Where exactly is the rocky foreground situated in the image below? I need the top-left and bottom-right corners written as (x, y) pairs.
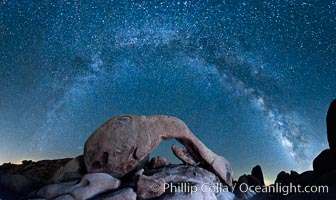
top-left (0, 115), bottom-right (234, 200)
top-left (0, 99), bottom-right (336, 200)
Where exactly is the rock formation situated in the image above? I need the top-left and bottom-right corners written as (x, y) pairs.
top-left (84, 115), bottom-right (233, 187)
top-left (37, 173), bottom-right (121, 199)
top-left (0, 158), bottom-right (71, 194)
top-left (51, 155), bottom-right (86, 183)
top-left (274, 170), bottom-right (299, 185)
top-left (138, 165), bottom-right (234, 200)
top-left (313, 99), bottom-right (336, 175)
top-left (3, 99), bottom-right (335, 200)
top-left (327, 99), bottom-right (336, 150)
top-left (233, 165), bottom-right (265, 199)
top-left (0, 115), bottom-right (234, 200)
top-left (234, 175), bottom-right (255, 200)
top-left (251, 165), bottom-right (265, 186)
top-left (249, 99), bottom-right (336, 200)
top-left (313, 149), bottom-right (336, 175)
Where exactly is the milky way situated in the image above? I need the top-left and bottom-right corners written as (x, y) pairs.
top-left (1, 0), bottom-right (335, 181)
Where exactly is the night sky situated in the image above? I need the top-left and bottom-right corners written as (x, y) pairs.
top-left (1, 0), bottom-right (335, 183)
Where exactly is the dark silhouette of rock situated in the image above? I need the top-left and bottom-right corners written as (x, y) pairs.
top-left (275, 171), bottom-right (290, 185)
top-left (232, 166), bottom-right (265, 199)
top-left (0, 158), bottom-right (71, 195)
top-left (327, 99), bottom-right (336, 151)
top-left (290, 170), bottom-right (299, 178)
top-left (246, 175), bottom-right (263, 188)
top-left (313, 149), bottom-right (336, 175)
top-left (251, 165), bottom-right (265, 186)
top-left (248, 99), bottom-right (336, 199)
top-left (234, 175), bottom-right (255, 200)
top-left (274, 170), bottom-right (300, 186)
top-left (0, 174), bottom-right (33, 194)
top-left (316, 169), bottom-right (336, 187)
top-left (293, 170), bottom-right (316, 186)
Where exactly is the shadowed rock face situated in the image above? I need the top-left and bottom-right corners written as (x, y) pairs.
top-left (84, 115), bottom-right (233, 187)
top-left (313, 149), bottom-right (336, 175)
top-left (0, 158), bottom-right (71, 194)
top-left (251, 165), bottom-right (265, 186)
top-left (327, 99), bottom-right (336, 151)
top-left (137, 165), bottom-right (224, 200)
top-left (37, 173), bottom-right (120, 200)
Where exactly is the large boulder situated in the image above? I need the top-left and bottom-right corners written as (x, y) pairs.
top-left (37, 173), bottom-right (120, 199)
top-left (137, 174), bottom-right (166, 199)
top-left (84, 115), bottom-right (233, 187)
top-left (98, 188), bottom-right (137, 200)
top-left (137, 165), bottom-right (233, 200)
top-left (37, 181), bottom-right (78, 199)
top-left (313, 149), bottom-right (336, 175)
top-left (50, 155), bottom-right (86, 183)
top-left (327, 99), bottom-right (336, 150)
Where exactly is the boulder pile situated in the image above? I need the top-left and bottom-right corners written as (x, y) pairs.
top-left (0, 115), bottom-right (234, 200)
top-left (234, 165), bottom-right (265, 199)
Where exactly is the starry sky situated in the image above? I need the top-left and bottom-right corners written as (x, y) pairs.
top-left (0, 0), bottom-right (335, 182)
